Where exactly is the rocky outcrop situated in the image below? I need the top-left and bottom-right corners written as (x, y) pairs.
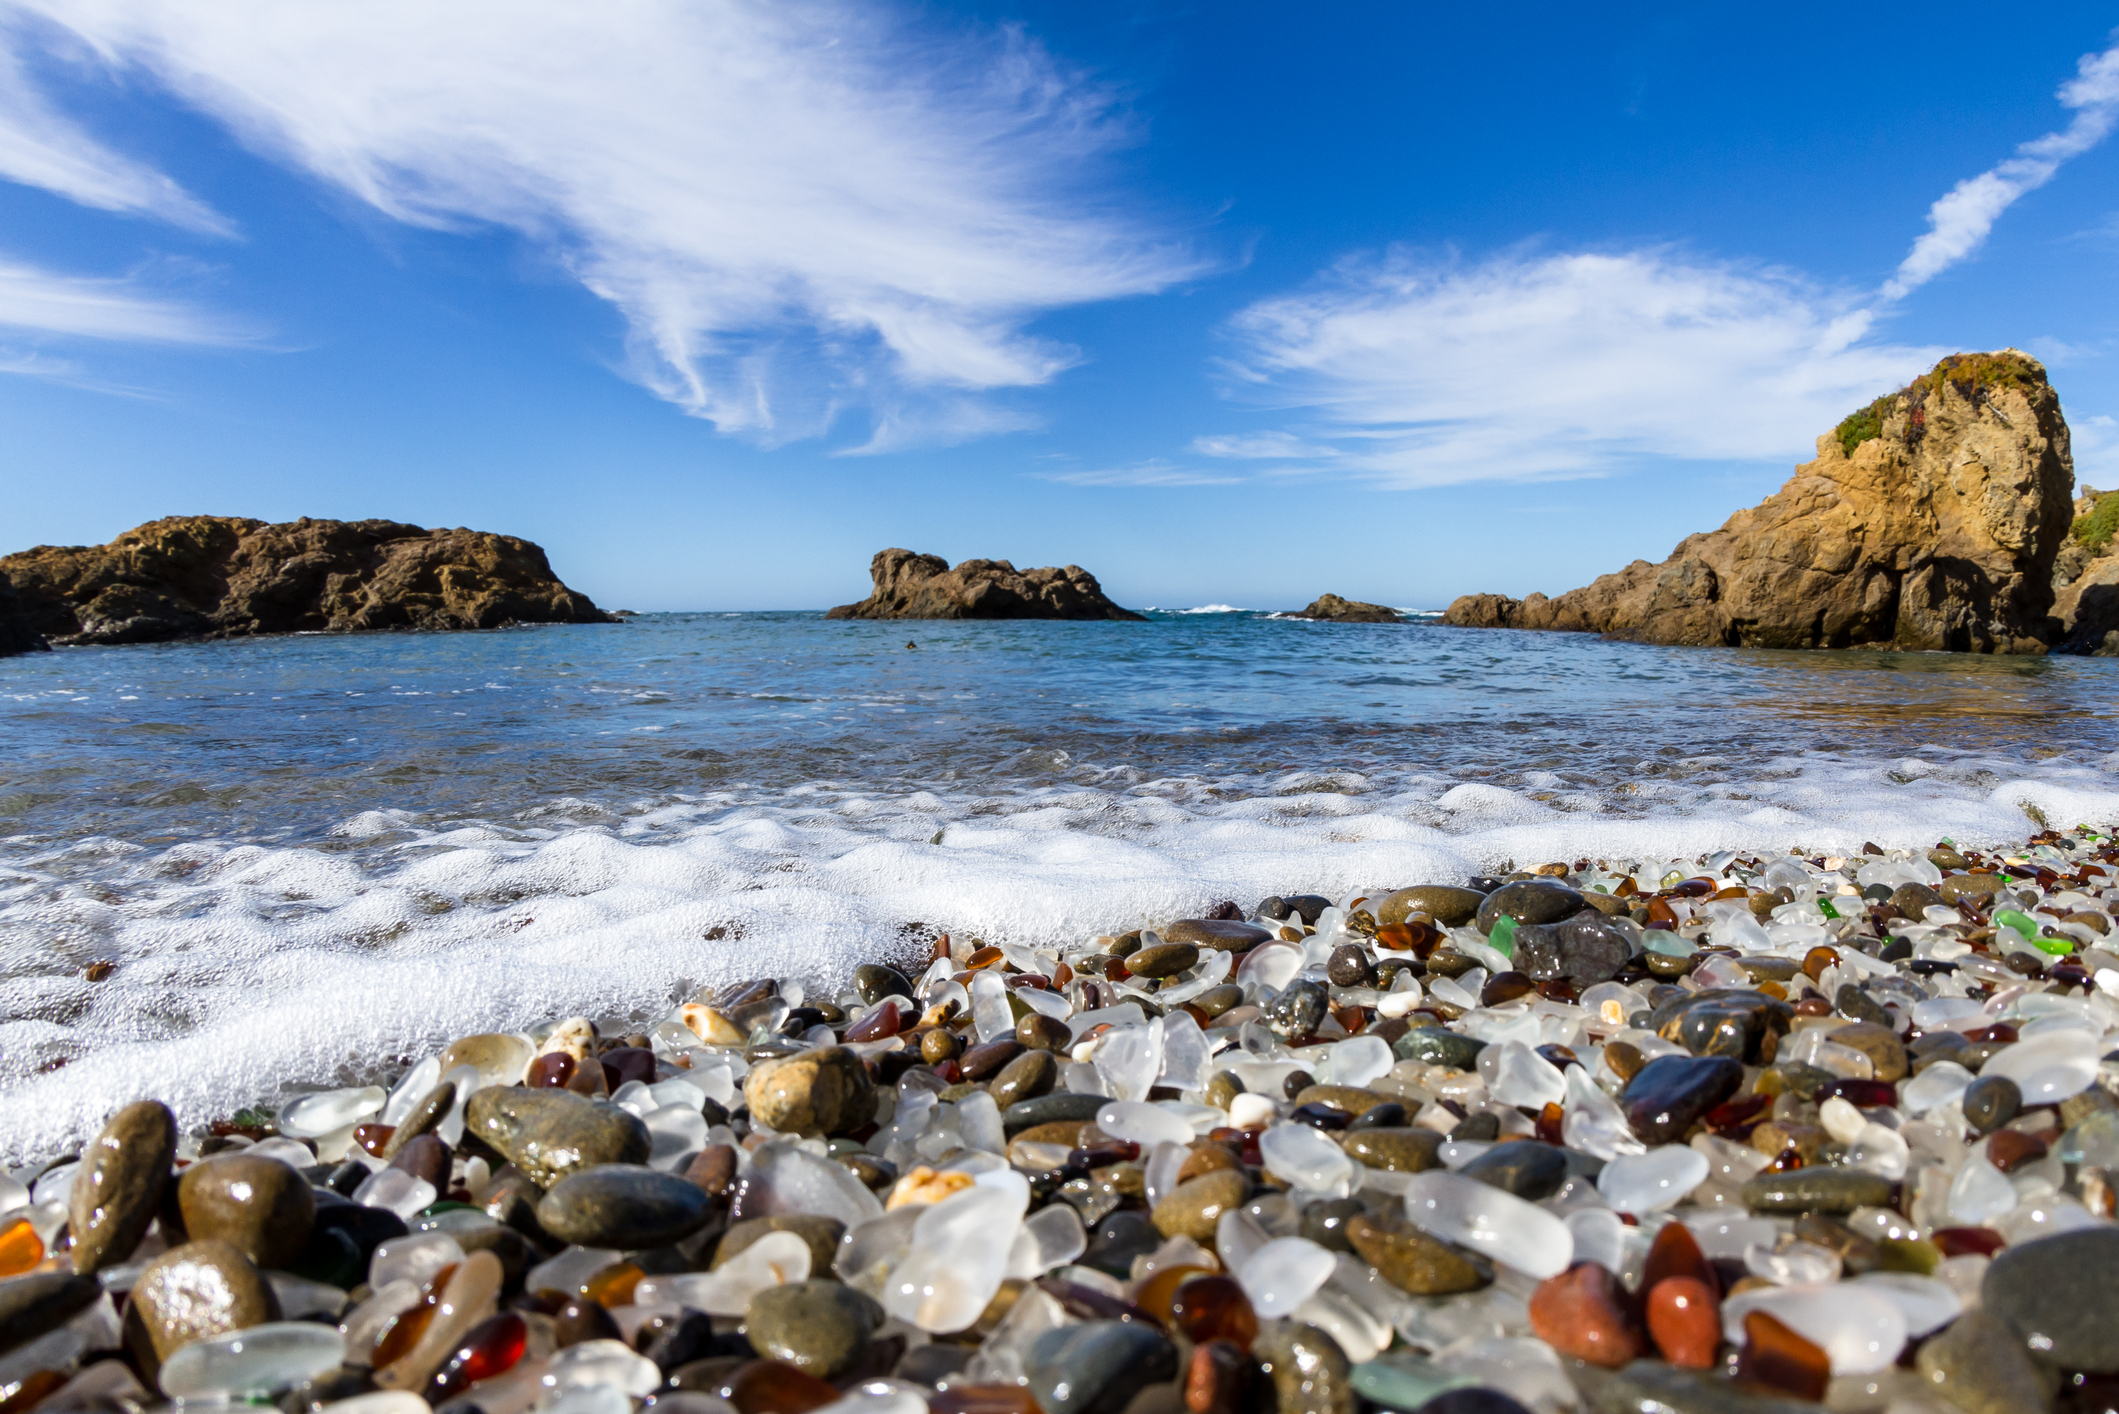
top-left (0, 575), bottom-right (49, 657)
top-left (825, 549), bottom-right (1146, 621)
top-left (2055, 485), bottom-right (2119, 654)
top-left (1288, 594), bottom-right (1403, 623)
top-left (2, 516), bottom-right (613, 649)
top-left (1445, 351), bottom-right (2075, 654)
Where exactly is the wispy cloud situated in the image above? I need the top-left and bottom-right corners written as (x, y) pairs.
top-left (1882, 36), bottom-right (2119, 301)
top-left (1206, 33), bottom-right (2119, 491)
top-left (0, 257), bottom-right (255, 346)
top-left (1037, 459), bottom-right (1243, 487)
top-left (0, 27), bottom-right (231, 234)
top-left (1217, 247), bottom-right (1941, 487)
top-left (9, 0), bottom-right (1203, 446)
top-left (1189, 431), bottom-right (1338, 460)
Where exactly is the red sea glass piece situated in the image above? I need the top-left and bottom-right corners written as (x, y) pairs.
top-left (424, 1312), bottom-right (527, 1401)
top-left (845, 1001), bottom-right (900, 1042)
top-left (1642, 1213), bottom-right (1718, 1296)
top-left (719, 1359), bottom-right (843, 1414)
top-left (1737, 1310), bottom-right (1830, 1401)
top-left (1528, 1264), bottom-right (1645, 1368)
top-left (353, 1122), bottom-right (396, 1157)
top-left (1987, 1130), bottom-right (2049, 1173)
top-left (1170, 1275), bottom-right (1258, 1351)
top-left (1646, 1276), bottom-right (1720, 1369)
top-left (1821, 1079), bottom-right (1898, 1109)
top-left (928, 1386), bottom-right (1040, 1414)
top-left (1932, 1226), bottom-right (2006, 1257)
top-left (527, 1051), bottom-right (575, 1088)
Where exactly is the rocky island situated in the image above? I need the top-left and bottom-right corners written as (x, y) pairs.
top-left (827, 549), bottom-right (1146, 621)
top-left (1288, 595), bottom-right (1404, 623)
top-left (1446, 351), bottom-right (2093, 653)
top-left (0, 515), bottom-right (614, 655)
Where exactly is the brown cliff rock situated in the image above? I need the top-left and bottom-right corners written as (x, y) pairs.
top-left (1289, 594), bottom-right (1403, 623)
top-left (0, 575), bottom-right (49, 657)
top-left (1444, 351), bottom-right (2075, 653)
top-left (3, 515), bottom-right (614, 648)
top-left (825, 548), bottom-right (1145, 621)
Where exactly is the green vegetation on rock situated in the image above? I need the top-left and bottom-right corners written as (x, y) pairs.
top-left (2075, 492), bottom-right (2119, 552)
top-left (1836, 396), bottom-right (1892, 456)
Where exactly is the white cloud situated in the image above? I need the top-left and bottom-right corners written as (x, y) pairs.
top-left (0, 25), bottom-right (229, 233)
top-left (1038, 459), bottom-right (1243, 487)
top-left (1189, 431), bottom-right (1338, 460)
top-left (0, 256), bottom-right (253, 345)
top-left (1882, 36), bottom-right (2119, 300)
top-left (8, 0), bottom-right (1201, 444)
top-left (1218, 247), bottom-right (1942, 487)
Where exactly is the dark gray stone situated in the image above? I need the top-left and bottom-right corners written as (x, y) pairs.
top-left (68, 1100), bottom-right (176, 1275)
top-left (534, 1164), bottom-right (714, 1249)
top-left (1392, 1028), bottom-right (1486, 1070)
top-left (1264, 980), bottom-right (1329, 1039)
top-left (1983, 1226), bottom-right (2119, 1373)
top-left (853, 963), bottom-right (915, 1005)
top-left (1620, 1055), bottom-right (1743, 1145)
top-left (1739, 1169), bottom-right (1898, 1216)
top-left (744, 1280), bottom-right (883, 1379)
top-left (1456, 1141), bottom-right (1568, 1200)
top-left (1026, 1320), bottom-right (1177, 1414)
top-left (1475, 881), bottom-right (1585, 934)
top-left (464, 1088), bottom-right (650, 1187)
top-left (1513, 914), bottom-right (1635, 985)
top-left (1963, 1075), bottom-right (2022, 1135)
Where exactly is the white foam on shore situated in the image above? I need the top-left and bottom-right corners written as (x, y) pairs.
top-left (5, 746), bottom-right (2119, 1160)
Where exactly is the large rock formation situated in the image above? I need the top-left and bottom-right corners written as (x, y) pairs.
top-left (826, 549), bottom-right (1146, 621)
top-left (1288, 594), bottom-right (1403, 623)
top-left (1, 515), bottom-right (613, 652)
top-left (2054, 485), bottom-right (2119, 654)
top-left (1444, 351), bottom-right (2075, 653)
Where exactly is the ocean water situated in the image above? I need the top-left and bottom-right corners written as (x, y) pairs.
top-left (6, 609), bottom-right (2119, 1158)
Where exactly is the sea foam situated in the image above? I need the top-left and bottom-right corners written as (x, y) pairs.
top-left (4, 745), bottom-right (2118, 1160)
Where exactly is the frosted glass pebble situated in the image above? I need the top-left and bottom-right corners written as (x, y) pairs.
top-left (1098, 1101), bottom-right (1194, 1150)
top-left (808, 1385), bottom-right (929, 1414)
top-left (1900, 1061), bottom-right (1974, 1116)
top-left (637, 1231), bottom-right (809, 1314)
top-left (1948, 1154), bottom-right (2018, 1225)
top-left (1324, 1035), bottom-right (1392, 1089)
top-left (279, 1087), bottom-right (386, 1139)
top-left (881, 1178), bottom-right (1026, 1332)
top-left (970, 970), bottom-right (1013, 1045)
top-left (1142, 1142), bottom-right (1187, 1209)
top-left (1477, 1041), bottom-right (1564, 1111)
top-left (1561, 1066), bottom-right (1644, 1160)
top-left (1228, 1094), bottom-right (1278, 1130)
top-left (644, 1106), bottom-right (709, 1170)
top-left (247, 1137), bottom-right (317, 1169)
top-left (958, 1090), bottom-right (1006, 1156)
top-left (1238, 1236), bottom-right (1336, 1319)
top-left (1431, 1336), bottom-right (1574, 1414)
top-left (1982, 1029), bottom-right (2099, 1102)
top-left (1259, 1123), bottom-right (1354, 1197)
top-left (1238, 944), bottom-right (1305, 992)
top-left (1402, 1171), bottom-right (1574, 1279)
top-left (353, 1168), bottom-right (437, 1221)
top-left (1093, 1023), bottom-right (1164, 1102)
top-left (1563, 1207), bottom-right (1626, 1273)
top-left (734, 1142), bottom-right (885, 1229)
top-left (270, 1273), bottom-right (352, 1321)
top-left (30, 1162), bottom-right (78, 1208)
top-left (1852, 1272), bottom-right (1961, 1337)
top-left (1214, 1207), bottom-right (1271, 1274)
top-left (1744, 1240), bottom-right (1840, 1285)
top-left (1597, 1147), bottom-right (1708, 1214)
top-left (1819, 1097), bottom-right (1866, 1145)
top-left (436, 1065), bottom-right (483, 1148)
top-left (1004, 1201), bottom-right (1086, 1279)
top-left (1847, 1122), bottom-right (1910, 1180)
top-left (522, 1246), bottom-right (622, 1298)
top-left (319, 1393), bottom-right (431, 1414)
top-left (159, 1321), bottom-right (346, 1397)
top-left (0, 1174), bottom-right (25, 1217)
top-left (1293, 1285), bottom-right (1390, 1362)
top-left (381, 1058), bottom-right (441, 1126)
top-left (542, 1338), bottom-right (662, 1396)
top-left (1719, 1283), bottom-right (1907, 1374)
top-left (541, 1383), bottom-right (630, 1414)
top-left (1158, 1011), bottom-right (1215, 1092)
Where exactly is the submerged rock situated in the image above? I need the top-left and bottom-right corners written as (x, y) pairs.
top-left (1287, 594), bottom-right (1403, 623)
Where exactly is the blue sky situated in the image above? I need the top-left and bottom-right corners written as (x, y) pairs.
top-left (4, 2), bottom-right (2118, 612)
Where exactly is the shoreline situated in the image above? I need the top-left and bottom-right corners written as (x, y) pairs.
top-left (4, 824), bottom-right (2116, 1412)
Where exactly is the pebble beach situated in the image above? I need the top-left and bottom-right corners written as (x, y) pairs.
top-left (6, 827), bottom-right (2119, 1414)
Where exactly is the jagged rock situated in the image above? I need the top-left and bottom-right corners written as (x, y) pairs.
top-left (825, 548), bottom-right (1145, 621)
top-left (1444, 352), bottom-right (2075, 653)
top-left (3, 515), bottom-right (614, 648)
top-left (0, 574), bottom-right (48, 658)
top-left (1288, 594), bottom-right (1402, 623)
